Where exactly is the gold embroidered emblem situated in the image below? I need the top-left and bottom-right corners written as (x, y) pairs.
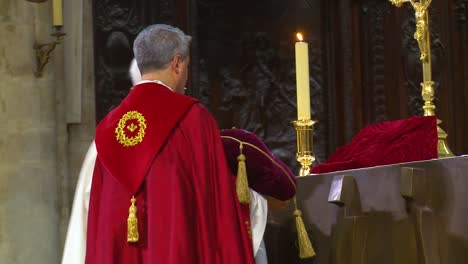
top-left (115, 111), bottom-right (147, 147)
top-left (127, 123), bottom-right (138, 132)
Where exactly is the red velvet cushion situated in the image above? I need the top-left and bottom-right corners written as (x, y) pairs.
top-left (221, 129), bottom-right (297, 201)
top-left (311, 116), bottom-right (438, 174)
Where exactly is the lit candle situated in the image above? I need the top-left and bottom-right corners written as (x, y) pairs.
top-left (52, 0), bottom-right (63, 26)
top-left (295, 33), bottom-right (311, 120)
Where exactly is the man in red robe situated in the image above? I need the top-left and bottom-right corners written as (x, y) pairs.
top-left (85, 24), bottom-right (254, 264)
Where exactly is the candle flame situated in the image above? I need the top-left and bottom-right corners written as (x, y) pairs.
top-left (296, 33), bottom-right (304, 42)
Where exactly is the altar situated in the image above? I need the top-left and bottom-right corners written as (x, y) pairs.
top-left (265, 156), bottom-right (468, 264)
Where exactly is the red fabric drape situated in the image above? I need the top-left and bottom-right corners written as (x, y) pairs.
top-left (311, 116), bottom-right (438, 174)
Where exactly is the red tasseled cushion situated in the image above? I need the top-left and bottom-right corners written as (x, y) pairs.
top-left (221, 129), bottom-right (297, 201)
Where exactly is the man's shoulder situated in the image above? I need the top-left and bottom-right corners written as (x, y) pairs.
top-left (183, 102), bottom-right (215, 123)
top-left (187, 102), bottom-right (209, 114)
top-left (130, 83), bottom-right (198, 105)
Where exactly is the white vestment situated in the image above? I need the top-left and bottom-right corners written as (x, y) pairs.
top-left (61, 142), bottom-right (268, 264)
top-left (249, 189), bottom-right (268, 264)
top-left (61, 142), bottom-right (96, 264)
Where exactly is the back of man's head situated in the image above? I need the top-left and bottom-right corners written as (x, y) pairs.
top-left (133, 24), bottom-right (191, 75)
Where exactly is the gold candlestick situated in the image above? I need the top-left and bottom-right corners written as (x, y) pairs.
top-left (293, 119), bottom-right (316, 176)
top-left (389, 0), bottom-right (453, 157)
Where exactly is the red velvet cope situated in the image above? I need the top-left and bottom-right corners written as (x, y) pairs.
top-left (87, 84), bottom-right (255, 264)
top-left (311, 116), bottom-right (438, 174)
top-left (95, 82), bottom-right (197, 195)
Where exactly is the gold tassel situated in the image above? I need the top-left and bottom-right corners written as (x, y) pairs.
top-left (236, 144), bottom-right (250, 204)
top-left (294, 198), bottom-right (315, 259)
top-left (127, 196), bottom-right (139, 243)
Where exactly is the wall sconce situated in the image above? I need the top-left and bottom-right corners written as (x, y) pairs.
top-left (26, 0), bottom-right (66, 77)
top-left (34, 27), bottom-right (65, 77)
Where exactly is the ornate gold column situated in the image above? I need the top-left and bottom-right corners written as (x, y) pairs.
top-left (389, 0), bottom-right (453, 157)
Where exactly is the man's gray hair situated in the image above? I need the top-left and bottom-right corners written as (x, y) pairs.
top-left (133, 24), bottom-right (191, 74)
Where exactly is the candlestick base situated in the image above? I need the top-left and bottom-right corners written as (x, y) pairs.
top-left (293, 119), bottom-right (316, 177)
top-left (437, 120), bottom-right (453, 158)
top-left (298, 155), bottom-right (315, 176)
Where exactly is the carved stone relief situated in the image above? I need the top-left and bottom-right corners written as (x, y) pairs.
top-left (455, 0), bottom-right (468, 25)
top-left (364, 1), bottom-right (391, 122)
top-left (158, 0), bottom-right (174, 23)
top-left (94, 0), bottom-right (143, 121)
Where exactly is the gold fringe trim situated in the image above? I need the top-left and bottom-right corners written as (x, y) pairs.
top-left (236, 144), bottom-right (250, 204)
top-left (127, 196), bottom-right (139, 243)
top-left (294, 197), bottom-right (315, 259)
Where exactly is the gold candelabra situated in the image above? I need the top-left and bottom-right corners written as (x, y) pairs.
top-left (293, 119), bottom-right (316, 176)
top-left (34, 26), bottom-right (65, 77)
top-left (389, 0), bottom-right (453, 157)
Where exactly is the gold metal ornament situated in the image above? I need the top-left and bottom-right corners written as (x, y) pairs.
top-left (293, 119), bottom-right (316, 176)
top-left (421, 81), bottom-right (435, 116)
top-left (389, 0), bottom-right (453, 157)
top-left (115, 111), bottom-right (147, 147)
top-left (127, 196), bottom-right (139, 243)
top-left (34, 26), bottom-right (65, 77)
top-left (389, 0), bottom-right (407, 7)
